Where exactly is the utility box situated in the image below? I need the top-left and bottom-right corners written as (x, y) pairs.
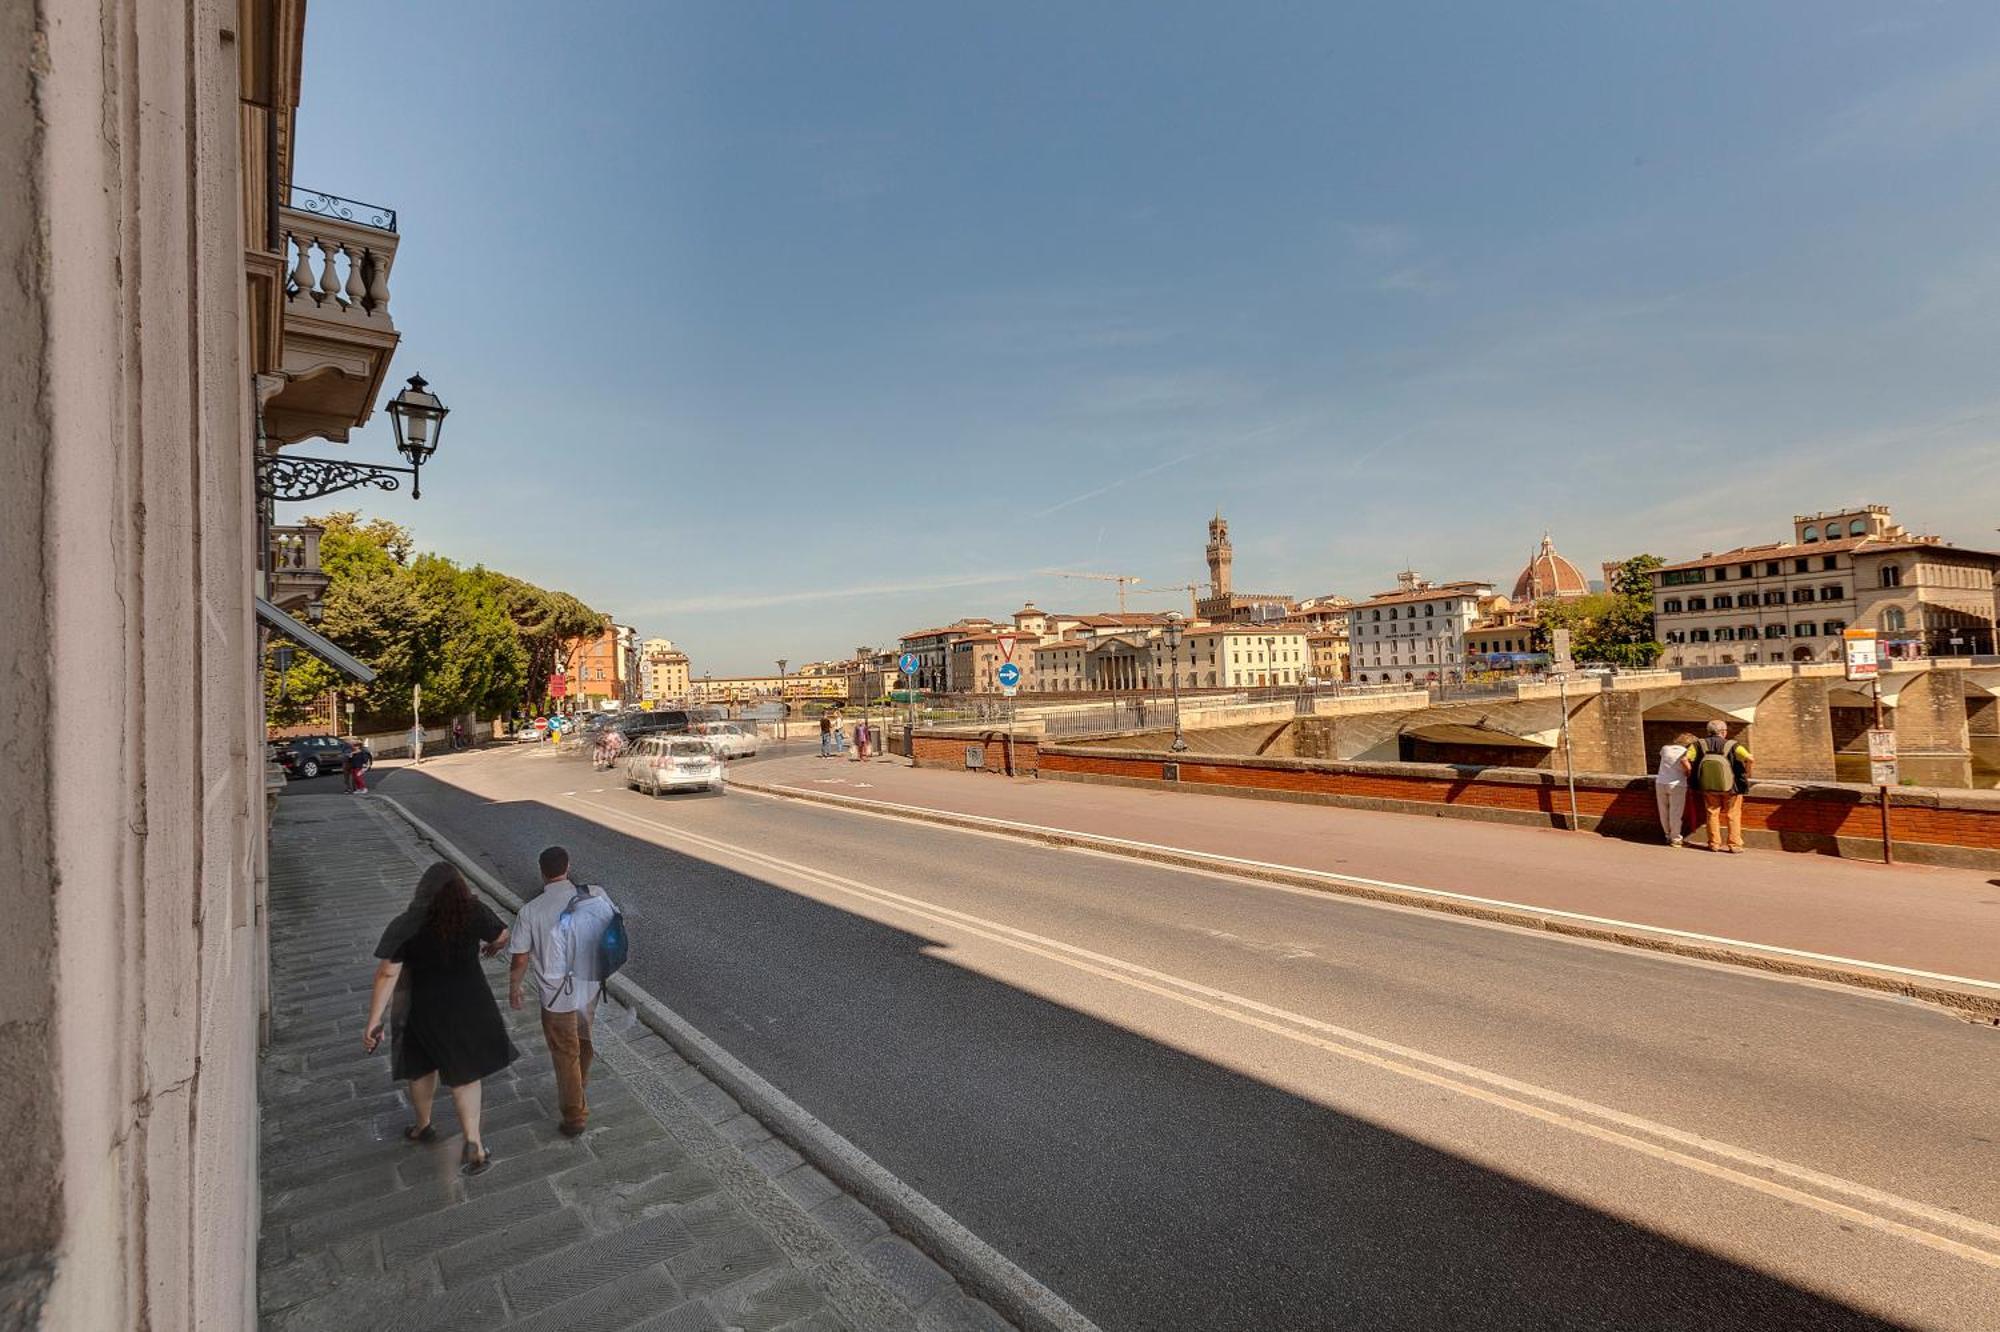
top-left (964, 745), bottom-right (985, 769)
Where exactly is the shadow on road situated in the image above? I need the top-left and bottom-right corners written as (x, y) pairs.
top-left (356, 764), bottom-right (1914, 1332)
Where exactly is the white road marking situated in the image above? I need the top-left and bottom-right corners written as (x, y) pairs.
top-left (740, 785), bottom-right (2000, 995)
top-left (573, 793), bottom-right (2000, 1271)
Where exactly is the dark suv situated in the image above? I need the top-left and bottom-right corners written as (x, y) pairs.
top-left (612, 710), bottom-right (692, 741)
top-left (273, 735), bottom-right (353, 779)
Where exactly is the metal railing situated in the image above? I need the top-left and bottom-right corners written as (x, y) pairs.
top-left (287, 185), bottom-right (398, 233)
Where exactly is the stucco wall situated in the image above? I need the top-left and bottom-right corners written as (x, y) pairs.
top-left (4, 1), bottom-right (262, 1327)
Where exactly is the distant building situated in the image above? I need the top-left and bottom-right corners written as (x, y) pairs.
top-left (567, 618), bottom-right (639, 708)
top-left (950, 631), bottom-right (1039, 694)
top-left (1030, 622), bottom-right (1308, 692)
top-left (640, 637), bottom-right (691, 703)
top-left (1194, 514), bottom-right (1294, 623)
top-left (1344, 572), bottom-right (1495, 684)
top-left (897, 619), bottom-right (998, 693)
top-left (1650, 504), bottom-right (2000, 666)
top-left (690, 674), bottom-right (846, 705)
top-left (1512, 532), bottom-right (1592, 604)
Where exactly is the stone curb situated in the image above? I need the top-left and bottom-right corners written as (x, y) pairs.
top-left (726, 777), bottom-right (2000, 1025)
top-left (375, 794), bottom-right (1101, 1332)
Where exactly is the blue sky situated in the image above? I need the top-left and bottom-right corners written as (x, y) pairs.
top-left (293, 2), bottom-right (2000, 673)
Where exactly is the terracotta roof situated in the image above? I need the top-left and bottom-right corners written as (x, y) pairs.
top-left (1512, 533), bottom-right (1592, 602)
top-left (1655, 536), bottom-right (1875, 573)
top-left (898, 621), bottom-right (998, 641)
top-left (1349, 583), bottom-right (1493, 609)
top-left (1031, 638), bottom-right (1088, 652)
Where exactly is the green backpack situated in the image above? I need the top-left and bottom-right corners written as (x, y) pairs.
top-left (1693, 737), bottom-right (1737, 792)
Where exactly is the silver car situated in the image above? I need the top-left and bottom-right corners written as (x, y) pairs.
top-left (624, 735), bottom-right (725, 796)
top-left (692, 721), bottom-right (759, 758)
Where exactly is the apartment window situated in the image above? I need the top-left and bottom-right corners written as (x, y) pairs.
top-left (1794, 558), bottom-right (1810, 574)
top-left (1880, 565), bottom-right (1902, 588)
top-left (1818, 585), bottom-right (1842, 602)
top-left (1763, 590), bottom-right (1785, 606)
top-left (1798, 622), bottom-right (1819, 637)
top-left (1713, 594), bottom-right (1734, 610)
top-left (1715, 627), bottom-right (1735, 641)
top-left (1882, 608), bottom-right (1906, 632)
top-left (1690, 628), bottom-right (1710, 643)
top-left (1821, 555), bottom-right (1838, 571)
top-left (1687, 596), bottom-right (1707, 611)
top-left (1765, 624), bottom-right (1787, 638)
top-left (1765, 562), bottom-right (1781, 577)
top-left (1424, 604), bottom-right (1434, 617)
top-left (1372, 610), bottom-right (1381, 622)
top-left (1791, 587), bottom-right (1813, 604)
top-left (1739, 624), bottom-right (1758, 640)
top-left (1823, 620), bottom-right (1845, 636)
top-left (1662, 598), bottom-right (1683, 614)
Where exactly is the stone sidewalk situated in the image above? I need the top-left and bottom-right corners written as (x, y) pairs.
top-left (258, 793), bottom-right (1012, 1332)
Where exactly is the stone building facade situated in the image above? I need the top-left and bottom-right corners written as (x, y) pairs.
top-left (1345, 573), bottom-right (1494, 683)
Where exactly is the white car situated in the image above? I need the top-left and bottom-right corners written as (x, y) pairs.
top-left (624, 735), bottom-right (725, 795)
top-left (692, 721), bottom-right (759, 759)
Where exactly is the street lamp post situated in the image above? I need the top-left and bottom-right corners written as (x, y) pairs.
top-left (776, 659), bottom-right (788, 745)
top-left (1166, 613), bottom-right (1189, 753)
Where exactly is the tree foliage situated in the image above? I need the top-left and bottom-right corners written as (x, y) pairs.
top-left (264, 511), bottom-right (595, 730)
top-left (1534, 554), bottom-right (1665, 669)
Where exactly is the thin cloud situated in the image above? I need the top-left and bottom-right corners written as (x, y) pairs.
top-left (1033, 417), bottom-right (1302, 519)
top-left (638, 570), bottom-right (1025, 616)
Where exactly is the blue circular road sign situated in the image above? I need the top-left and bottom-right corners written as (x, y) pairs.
top-left (898, 652), bottom-right (921, 675)
top-left (996, 662), bottom-right (1022, 688)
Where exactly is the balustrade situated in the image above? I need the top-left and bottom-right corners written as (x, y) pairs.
top-left (279, 192), bottom-right (397, 324)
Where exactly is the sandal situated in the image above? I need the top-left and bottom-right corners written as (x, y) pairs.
top-left (403, 1123), bottom-right (438, 1143)
top-left (460, 1143), bottom-right (492, 1176)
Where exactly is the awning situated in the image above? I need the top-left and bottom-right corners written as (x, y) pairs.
top-left (255, 596), bottom-right (377, 683)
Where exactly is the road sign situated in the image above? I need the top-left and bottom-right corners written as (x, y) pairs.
top-left (997, 633), bottom-right (1017, 663)
top-left (549, 672), bottom-right (568, 698)
top-left (898, 652), bottom-right (920, 676)
top-left (996, 662), bottom-right (1021, 695)
top-left (1867, 728), bottom-right (1898, 786)
top-left (1844, 629), bottom-right (1879, 682)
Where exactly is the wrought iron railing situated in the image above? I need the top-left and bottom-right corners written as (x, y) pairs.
top-left (286, 185), bottom-right (398, 233)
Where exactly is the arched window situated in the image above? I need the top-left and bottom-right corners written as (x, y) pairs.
top-left (1849, 518), bottom-right (1867, 536)
top-left (1802, 525), bottom-right (1818, 542)
top-left (1882, 608), bottom-right (1906, 632)
top-left (1879, 565), bottom-right (1901, 588)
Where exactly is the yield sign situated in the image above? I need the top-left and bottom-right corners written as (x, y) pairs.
top-left (998, 633), bottom-right (1017, 663)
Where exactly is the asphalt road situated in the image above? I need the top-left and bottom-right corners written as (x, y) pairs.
top-left (355, 745), bottom-right (2000, 1331)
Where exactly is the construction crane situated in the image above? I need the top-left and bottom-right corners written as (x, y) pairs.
top-left (1042, 570), bottom-right (1143, 614)
top-left (1134, 583), bottom-right (1204, 618)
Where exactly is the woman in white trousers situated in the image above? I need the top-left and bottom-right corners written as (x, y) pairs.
top-left (1654, 732), bottom-right (1697, 847)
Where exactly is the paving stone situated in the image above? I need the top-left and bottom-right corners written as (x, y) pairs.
top-left (257, 1251), bottom-right (337, 1315)
top-left (625, 1298), bottom-right (729, 1332)
top-left (262, 1262), bottom-right (441, 1332)
top-left (913, 1294), bottom-right (1015, 1332)
top-left (434, 1205), bottom-right (591, 1287)
top-left (459, 1141), bottom-right (590, 1197)
top-left (264, 1162), bottom-right (403, 1222)
top-left (582, 1114), bottom-right (671, 1157)
top-left (682, 1080), bottom-right (743, 1125)
top-left (503, 1263), bottom-right (683, 1332)
top-left (330, 1233), bottom-right (384, 1276)
top-left (551, 1140), bottom-right (694, 1199)
top-left (378, 1178), bottom-right (561, 1264)
top-left (773, 1310), bottom-right (856, 1332)
top-left (772, 1164), bottom-right (842, 1213)
top-left (711, 1267), bottom-right (828, 1332)
top-left (742, 1137), bottom-right (805, 1180)
top-left (714, 1113), bottom-right (775, 1148)
top-left (805, 1196), bottom-right (888, 1255)
top-left (503, 1211), bottom-right (698, 1316)
top-left (669, 1224), bottom-right (788, 1299)
top-left (286, 1176), bottom-right (462, 1249)
top-left (858, 1236), bottom-right (955, 1309)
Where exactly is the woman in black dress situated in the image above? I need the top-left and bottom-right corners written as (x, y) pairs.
top-left (363, 862), bottom-right (518, 1174)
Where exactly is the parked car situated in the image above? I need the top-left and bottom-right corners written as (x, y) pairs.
top-left (614, 709), bottom-right (693, 741)
top-left (692, 721), bottom-right (759, 758)
top-left (623, 735), bottom-right (725, 795)
top-left (273, 734), bottom-right (352, 779)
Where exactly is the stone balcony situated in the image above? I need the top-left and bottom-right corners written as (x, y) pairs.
top-left (267, 523), bottom-right (328, 614)
top-left (261, 188), bottom-right (401, 445)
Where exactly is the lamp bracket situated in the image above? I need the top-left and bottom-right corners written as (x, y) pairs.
top-left (256, 453), bottom-right (420, 503)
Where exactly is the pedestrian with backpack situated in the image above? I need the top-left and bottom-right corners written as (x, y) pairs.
top-left (1689, 719), bottom-right (1754, 854)
top-left (508, 845), bottom-right (629, 1136)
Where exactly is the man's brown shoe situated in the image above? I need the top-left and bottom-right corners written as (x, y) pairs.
top-left (559, 1121), bottom-right (587, 1138)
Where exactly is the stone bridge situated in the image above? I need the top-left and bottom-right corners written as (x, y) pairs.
top-left (1069, 661), bottom-right (2000, 787)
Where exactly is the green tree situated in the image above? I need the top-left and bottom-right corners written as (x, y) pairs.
top-left (1535, 554), bottom-right (1665, 668)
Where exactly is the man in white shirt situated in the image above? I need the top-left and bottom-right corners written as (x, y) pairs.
top-left (509, 845), bottom-right (617, 1136)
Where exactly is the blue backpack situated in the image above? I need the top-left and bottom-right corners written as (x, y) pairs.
top-left (560, 885), bottom-right (629, 987)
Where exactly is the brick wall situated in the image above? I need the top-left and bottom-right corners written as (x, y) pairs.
top-left (1038, 745), bottom-right (2000, 868)
top-left (912, 730), bottom-right (1040, 776)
